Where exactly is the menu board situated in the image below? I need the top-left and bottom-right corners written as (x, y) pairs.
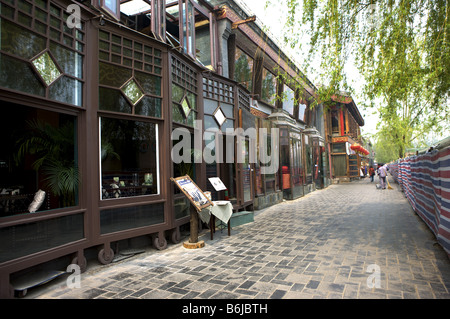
top-left (171, 176), bottom-right (212, 211)
top-left (208, 177), bottom-right (227, 191)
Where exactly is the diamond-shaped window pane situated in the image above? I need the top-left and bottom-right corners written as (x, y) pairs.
top-left (181, 98), bottom-right (191, 118)
top-left (122, 79), bottom-right (144, 105)
top-left (32, 51), bottom-right (61, 86)
top-left (214, 108), bottom-right (226, 126)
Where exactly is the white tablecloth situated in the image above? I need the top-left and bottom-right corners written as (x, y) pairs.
top-left (198, 201), bottom-right (233, 224)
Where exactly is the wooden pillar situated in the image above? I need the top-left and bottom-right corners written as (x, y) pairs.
top-left (0, 274), bottom-right (12, 299)
top-left (183, 205), bottom-right (205, 249)
top-left (339, 107), bottom-right (345, 136)
top-left (189, 205), bottom-right (198, 243)
top-left (227, 33), bottom-right (236, 80)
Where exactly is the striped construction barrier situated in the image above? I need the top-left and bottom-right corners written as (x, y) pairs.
top-left (388, 147), bottom-right (450, 258)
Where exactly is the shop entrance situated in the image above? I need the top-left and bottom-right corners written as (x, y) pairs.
top-left (239, 137), bottom-right (253, 205)
top-left (205, 132), bottom-right (236, 204)
top-left (217, 134), bottom-right (237, 203)
top-left (205, 132), bottom-right (254, 208)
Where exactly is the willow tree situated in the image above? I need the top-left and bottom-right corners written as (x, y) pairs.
top-left (274, 0), bottom-right (449, 158)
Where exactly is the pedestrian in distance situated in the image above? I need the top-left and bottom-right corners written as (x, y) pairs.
top-left (378, 164), bottom-right (387, 189)
top-left (369, 166), bottom-right (375, 183)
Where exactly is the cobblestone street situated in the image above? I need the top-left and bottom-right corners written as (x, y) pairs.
top-left (31, 176), bottom-right (450, 299)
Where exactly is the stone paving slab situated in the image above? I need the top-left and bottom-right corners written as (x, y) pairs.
top-left (30, 176), bottom-right (450, 299)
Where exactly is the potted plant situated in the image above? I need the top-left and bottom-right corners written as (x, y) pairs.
top-left (15, 119), bottom-right (79, 207)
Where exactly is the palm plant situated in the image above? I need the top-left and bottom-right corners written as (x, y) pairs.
top-left (15, 119), bottom-right (79, 207)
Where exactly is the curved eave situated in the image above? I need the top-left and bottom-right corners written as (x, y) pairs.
top-left (331, 95), bottom-right (364, 126)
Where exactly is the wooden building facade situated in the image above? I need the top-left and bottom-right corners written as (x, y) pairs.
top-left (0, 0), bottom-right (334, 297)
top-left (324, 94), bottom-right (365, 182)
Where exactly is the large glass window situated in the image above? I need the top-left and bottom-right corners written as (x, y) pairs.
top-left (0, 102), bottom-right (78, 218)
top-left (261, 68), bottom-right (277, 105)
top-left (234, 47), bottom-right (253, 93)
top-left (100, 117), bottom-right (159, 199)
top-left (298, 103), bottom-right (307, 122)
top-left (282, 85), bottom-right (295, 116)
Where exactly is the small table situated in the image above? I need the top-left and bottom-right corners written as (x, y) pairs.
top-left (199, 201), bottom-right (233, 239)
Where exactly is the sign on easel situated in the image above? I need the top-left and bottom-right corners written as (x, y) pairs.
top-left (208, 177), bottom-right (227, 191)
top-left (171, 176), bottom-right (212, 211)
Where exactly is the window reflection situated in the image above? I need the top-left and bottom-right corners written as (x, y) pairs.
top-left (234, 47), bottom-right (253, 92)
top-left (0, 102), bottom-right (78, 218)
top-left (282, 85), bottom-right (295, 115)
top-left (100, 117), bottom-right (159, 199)
top-left (298, 103), bottom-right (307, 122)
top-left (1, 18), bottom-right (84, 106)
top-left (262, 68), bottom-right (277, 105)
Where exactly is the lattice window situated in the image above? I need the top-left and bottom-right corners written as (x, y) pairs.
top-left (0, 0), bottom-right (85, 52)
top-left (98, 29), bottom-right (163, 118)
top-left (171, 55), bottom-right (198, 92)
top-left (0, 0), bottom-right (85, 106)
top-left (99, 29), bottom-right (162, 76)
top-left (202, 77), bottom-right (234, 104)
top-left (171, 55), bottom-right (198, 127)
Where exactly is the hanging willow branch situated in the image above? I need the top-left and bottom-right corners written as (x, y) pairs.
top-left (272, 0), bottom-right (449, 160)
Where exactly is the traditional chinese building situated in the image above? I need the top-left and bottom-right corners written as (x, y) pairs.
top-left (324, 93), bottom-right (365, 182)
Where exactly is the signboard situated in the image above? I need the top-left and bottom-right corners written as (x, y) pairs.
top-left (332, 136), bottom-right (348, 143)
top-left (171, 176), bottom-right (212, 211)
top-left (208, 177), bottom-right (227, 191)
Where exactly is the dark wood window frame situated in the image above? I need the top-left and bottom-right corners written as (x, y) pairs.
top-left (0, 0), bottom-right (86, 107)
top-left (97, 25), bottom-right (167, 206)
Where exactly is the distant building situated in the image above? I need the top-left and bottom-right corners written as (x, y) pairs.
top-left (324, 93), bottom-right (365, 182)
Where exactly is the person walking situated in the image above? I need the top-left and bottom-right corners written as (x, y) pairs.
top-left (369, 166), bottom-right (375, 182)
top-left (379, 164), bottom-right (387, 189)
